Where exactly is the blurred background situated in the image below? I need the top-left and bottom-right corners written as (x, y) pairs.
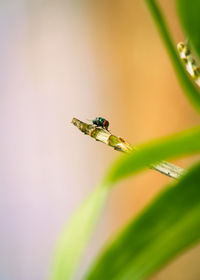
top-left (1, 0), bottom-right (200, 280)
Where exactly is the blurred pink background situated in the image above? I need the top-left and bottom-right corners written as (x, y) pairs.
top-left (1, 1), bottom-right (200, 280)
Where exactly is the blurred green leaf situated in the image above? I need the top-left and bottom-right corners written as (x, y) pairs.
top-left (86, 163), bottom-right (200, 280)
top-left (50, 126), bottom-right (200, 280)
top-left (50, 186), bottom-right (109, 280)
top-left (177, 0), bottom-right (200, 61)
top-left (105, 126), bottom-right (200, 183)
top-left (145, 0), bottom-right (200, 113)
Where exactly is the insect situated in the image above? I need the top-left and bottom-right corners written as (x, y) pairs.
top-left (177, 42), bottom-right (200, 87)
top-left (92, 117), bottom-right (109, 130)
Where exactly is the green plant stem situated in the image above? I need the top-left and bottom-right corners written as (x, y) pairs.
top-left (72, 118), bottom-right (184, 179)
top-left (145, 0), bottom-right (200, 113)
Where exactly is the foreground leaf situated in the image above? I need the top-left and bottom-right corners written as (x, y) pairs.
top-left (105, 126), bottom-right (200, 183)
top-left (177, 0), bottom-right (200, 61)
top-left (50, 186), bottom-right (109, 280)
top-left (50, 126), bottom-right (200, 280)
top-left (86, 162), bottom-right (200, 280)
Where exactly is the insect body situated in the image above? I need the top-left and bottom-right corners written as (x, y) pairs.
top-left (92, 117), bottom-right (109, 130)
top-left (177, 42), bottom-right (200, 87)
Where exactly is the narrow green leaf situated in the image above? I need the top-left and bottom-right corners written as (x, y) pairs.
top-left (177, 0), bottom-right (200, 61)
top-left (50, 126), bottom-right (200, 280)
top-left (145, 0), bottom-right (200, 113)
top-left (50, 186), bottom-right (109, 280)
top-left (86, 163), bottom-right (200, 280)
top-left (105, 126), bottom-right (200, 184)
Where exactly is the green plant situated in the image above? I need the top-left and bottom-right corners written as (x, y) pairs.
top-left (50, 1), bottom-right (200, 279)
